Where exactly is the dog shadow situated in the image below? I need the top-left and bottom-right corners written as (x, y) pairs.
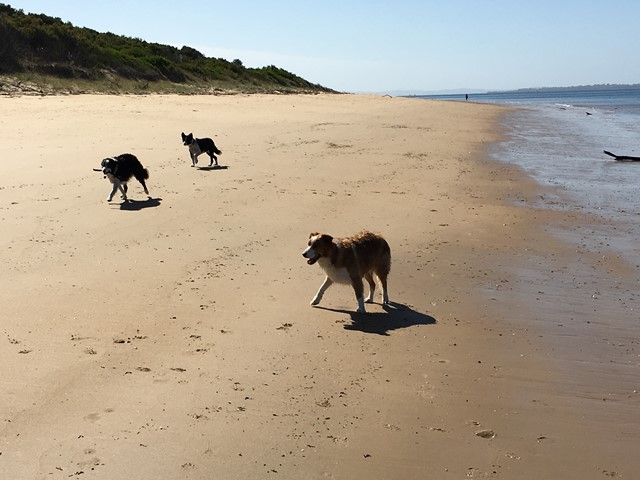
top-left (118, 197), bottom-right (162, 211)
top-left (197, 165), bottom-right (229, 171)
top-left (317, 301), bottom-right (437, 336)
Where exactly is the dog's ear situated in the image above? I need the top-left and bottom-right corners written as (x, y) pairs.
top-left (309, 232), bottom-right (319, 239)
top-left (319, 234), bottom-right (333, 243)
top-left (181, 132), bottom-right (185, 138)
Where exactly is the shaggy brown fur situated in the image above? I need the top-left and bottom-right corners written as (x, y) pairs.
top-left (303, 230), bottom-right (391, 313)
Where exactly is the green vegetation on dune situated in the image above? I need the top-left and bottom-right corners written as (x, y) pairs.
top-left (0, 4), bottom-right (334, 94)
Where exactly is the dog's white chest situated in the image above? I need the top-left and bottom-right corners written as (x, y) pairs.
top-left (317, 258), bottom-right (351, 284)
top-left (189, 142), bottom-right (202, 156)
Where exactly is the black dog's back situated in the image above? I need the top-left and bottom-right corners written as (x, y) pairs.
top-left (197, 137), bottom-right (222, 156)
top-left (117, 153), bottom-right (149, 183)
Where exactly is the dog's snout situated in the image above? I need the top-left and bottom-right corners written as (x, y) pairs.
top-left (302, 246), bottom-right (316, 259)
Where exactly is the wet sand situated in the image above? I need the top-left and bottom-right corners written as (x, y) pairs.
top-left (0, 94), bottom-right (638, 479)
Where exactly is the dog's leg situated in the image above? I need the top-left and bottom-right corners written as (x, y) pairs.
top-left (364, 272), bottom-right (376, 303)
top-left (350, 273), bottom-right (366, 313)
top-left (311, 276), bottom-right (333, 306)
top-left (140, 180), bottom-right (149, 195)
top-left (209, 152), bottom-right (218, 166)
top-left (119, 182), bottom-right (128, 201)
top-left (190, 152), bottom-right (197, 167)
top-left (107, 181), bottom-right (119, 202)
top-left (378, 273), bottom-right (390, 305)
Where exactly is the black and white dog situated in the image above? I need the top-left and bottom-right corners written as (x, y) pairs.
top-left (181, 132), bottom-right (222, 167)
top-left (100, 154), bottom-right (149, 202)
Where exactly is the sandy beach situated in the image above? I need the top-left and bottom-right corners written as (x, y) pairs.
top-left (1, 93), bottom-right (638, 479)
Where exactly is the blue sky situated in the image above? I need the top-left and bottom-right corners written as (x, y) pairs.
top-left (7, 1), bottom-right (640, 93)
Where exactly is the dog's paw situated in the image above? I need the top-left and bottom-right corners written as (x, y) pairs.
top-left (364, 296), bottom-right (374, 303)
top-left (310, 297), bottom-right (321, 306)
top-left (356, 306), bottom-right (367, 314)
top-left (107, 197), bottom-right (113, 202)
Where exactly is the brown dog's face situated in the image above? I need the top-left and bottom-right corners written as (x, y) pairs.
top-left (302, 232), bottom-right (333, 265)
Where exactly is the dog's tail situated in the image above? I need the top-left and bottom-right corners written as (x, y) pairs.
top-left (134, 168), bottom-right (149, 182)
top-left (213, 146), bottom-right (222, 156)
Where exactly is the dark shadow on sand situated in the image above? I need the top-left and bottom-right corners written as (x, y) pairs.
top-left (317, 301), bottom-right (437, 336)
top-left (197, 165), bottom-right (229, 171)
top-left (118, 197), bottom-right (162, 211)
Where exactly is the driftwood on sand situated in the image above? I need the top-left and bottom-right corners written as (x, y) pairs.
top-left (604, 150), bottom-right (640, 162)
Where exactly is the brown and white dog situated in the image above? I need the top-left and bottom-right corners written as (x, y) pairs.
top-left (302, 231), bottom-right (391, 313)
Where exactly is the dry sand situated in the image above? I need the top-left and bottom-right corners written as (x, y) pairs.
top-left (1, 94), bottom-right (638, 479)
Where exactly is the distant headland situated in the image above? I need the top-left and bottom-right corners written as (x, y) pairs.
top-left (490, 84), bottom-right (640, 94)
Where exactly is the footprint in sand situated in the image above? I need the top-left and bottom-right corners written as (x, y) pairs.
top-left (71, 448), bottom-right (102, 472)
top-left (84, 412), bottom-right (101, 422)
top-left (83, 409), bottom-right (114, 423)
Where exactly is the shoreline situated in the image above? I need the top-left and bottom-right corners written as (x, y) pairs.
top-left (0, 94), bottom-right (638, 479)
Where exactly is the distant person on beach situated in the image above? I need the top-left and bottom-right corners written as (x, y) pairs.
top-left (465, 94), bottom-right (469, 101)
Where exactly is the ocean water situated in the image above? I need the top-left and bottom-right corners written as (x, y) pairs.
top-left (417, 88), bottom-right (640, 266)
top-left (417, 89), bottom-right (640, 398)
